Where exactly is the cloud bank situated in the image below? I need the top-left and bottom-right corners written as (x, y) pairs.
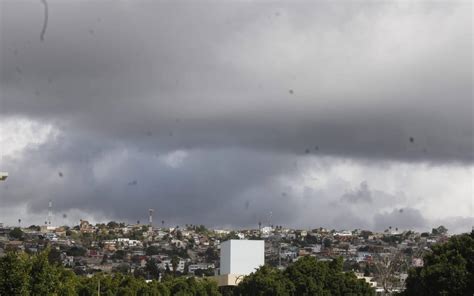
top-left (0, 0), bottom-right (472, 232)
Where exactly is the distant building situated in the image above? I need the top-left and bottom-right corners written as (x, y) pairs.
top-left (214, 239), bottom-right (264, 286)
top-left (79, 220), bottom-right (95, 234)
top-left (189, 263), bottom-right (215, 274)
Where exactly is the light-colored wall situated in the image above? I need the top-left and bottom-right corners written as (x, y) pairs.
top-left (220, 240), bottom-right (264, 275)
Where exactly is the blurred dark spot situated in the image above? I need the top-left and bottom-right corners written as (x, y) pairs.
top-left (169, 131), bottom-right (173, 137)
top-left (314, 146), bottom-right (319, 151)
top-left (58, 172), bottom-right (63, 177)
top-left (35, 90), bottom-right (40, 96)
top-left (128, 180), bottom-right (138, 186)
top-left (409, 137), bottom-right (414, 143)
top-left (281, 192), bottom-right (287, 197)
top-left (15, 67), bottom-right (22, 75)
top-left (275, 12), bottom-right (280, 16)
top-left (146, 131), bottom-right (152, 137)
top-left (89, 29), bottom-right (95, 35)
top-left (399, 209), bottom-right (404, 213)
top-left (97, 17), bottom-right (102, 23)
top-left (244, 200), bottom-right (250, 210)
top-left (422, 148), bottom-right (427, 154)
top-left (62, 213), bottom-right (67, 218)
top-left (175, 118), bottom-right (180, 123)
top-left (289, 89), bottom-right (294, 94)
top-left (305, 148), bottom-right (310, 154)
top-left (13, 48), bottom-right (18, 56)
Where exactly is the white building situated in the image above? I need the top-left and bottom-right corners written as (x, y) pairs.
top-left (215, 240), bottom-right (264, 286)
top-left (260, 226), bottom-right (273, 236)
top-left (160, 259), bottom-right (186, 272)
top-left (189, 263), bottom-right (215, 274)
top-left (334, 230), bottom-right (353, 237)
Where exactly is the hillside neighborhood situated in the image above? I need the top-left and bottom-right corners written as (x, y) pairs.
top-left (0, 221), bottom-right (451, 294)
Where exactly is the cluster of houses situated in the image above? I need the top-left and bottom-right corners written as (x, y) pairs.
top-left (0, 221), bottom-right (449, 293)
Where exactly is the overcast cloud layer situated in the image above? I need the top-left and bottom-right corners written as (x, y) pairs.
top-left (0, 0), bottom-right (472, 232)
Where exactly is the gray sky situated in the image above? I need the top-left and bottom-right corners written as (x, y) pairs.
top-left (0, 0), bottom-right (472, 232)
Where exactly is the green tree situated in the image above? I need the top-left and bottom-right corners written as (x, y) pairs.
top-left (234, 257), bottom-right (373, 296)
top-left (204, 247), bottom-right (219, 262)
top-left (111, 249), bottom-right (126, 260)
top-left (56, 268), bottom-right (79, 295)
top-left (403, 232), bottom-right (474, 296)
top-left (29, 248), bottom-right (61, 295)
top-left (107, 221), bottom-right (119, 229)
top-left (145, 258), bottom-right (161, 280)
top-left (284, 256), bottom-right (328, 295)
top-left (195, 225), bottom-right (209, 235)
top-left (323, 237), bottom-right (332, 249)
top-left (28, 225), bottom-right (41, 231)
top-left (194, 268), bottom-right (215, 277)
top-left (48, 247), bottom-right (63, 266)
top-left (176, 230), bottom-right (183, 240)
top-left (200, 278), bottom-right (221, 296)
top-left (66, 246), bottom-right (87, 257)
top-left (431, 225), bottom-right (448, 236)
top-left (0, 251), bottom-right (30, 295)
top-left (9, 227), bottom-right (24, 240)
top-left (146, 245), bottom-right (161, 256)
top-left (236, 265), bottom-right (294, 296)
top-left (113, 263), bottom-right (130, 274)
top-left (171, 256), bottom-right (180, 275)
top-left (165, 277), bottom-right (220, 296)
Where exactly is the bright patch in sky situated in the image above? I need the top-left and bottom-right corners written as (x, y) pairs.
top-left (0, 117), bottom-right (58, 159)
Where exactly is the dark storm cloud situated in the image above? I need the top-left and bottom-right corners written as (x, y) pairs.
top-left (0, 0), bottom-right (472, 229)
top-left (0, 134), bottom-right (300, 227)
top-left (340, 181), bottom-right (372, 203)
top-left (1, 0), bottom-right (472, 163)
top-left (0, 130), bottom-right (469, 231)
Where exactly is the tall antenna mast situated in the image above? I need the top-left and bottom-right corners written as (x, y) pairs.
top-left (148, 209), bottom-right (154, 227)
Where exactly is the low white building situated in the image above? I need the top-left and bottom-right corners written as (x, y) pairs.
top-left (160, 259), bottom-right (186, 272)
top-left (189, 263), bottom-right (215, 274)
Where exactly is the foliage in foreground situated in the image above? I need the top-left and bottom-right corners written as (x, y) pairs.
top-left (235, 256), bottom-right (375, 296)
top-left (403, 231), bottom-right (474, 296)
top-left (0, 248), bottom-right (219, 296)
top-left (0, 247), bottom-right (376, 296)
